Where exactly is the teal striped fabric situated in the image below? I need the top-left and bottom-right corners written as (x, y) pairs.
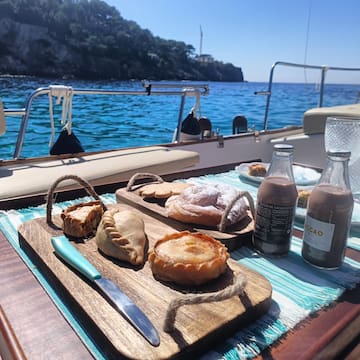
top-left (0, 194), bottom-right (117, 360)
top-left (183, 170), bottom-right (360, 251)
top-left (0, 172), bottom-right (359, 360)
top-left (199, 238), bottom-right (360, 360)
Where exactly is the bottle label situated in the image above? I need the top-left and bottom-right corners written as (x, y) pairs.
top-left (255, 202), bottom-right (295, 244)
top-left (303, 215), bottom-right (335, 251)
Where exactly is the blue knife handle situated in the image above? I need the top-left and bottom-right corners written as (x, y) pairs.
top-left (51, 235), bottom-right (101, 281)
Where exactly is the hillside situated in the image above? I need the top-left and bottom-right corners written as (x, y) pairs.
top-left (0, 0), bottom-right (244, 81)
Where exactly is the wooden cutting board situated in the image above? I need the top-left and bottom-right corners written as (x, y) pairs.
top-left (116, 187), bottom-right (254, 251)
top-left (18, 204), bottom-right (271, 360)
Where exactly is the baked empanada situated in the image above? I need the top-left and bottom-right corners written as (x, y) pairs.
top-left (95, 208), bottom-right (146, 266)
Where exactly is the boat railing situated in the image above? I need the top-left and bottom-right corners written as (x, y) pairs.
top-left (3, 82), bottom-right (209, 159)
top-left (255, 61), bottom-right (360, 130)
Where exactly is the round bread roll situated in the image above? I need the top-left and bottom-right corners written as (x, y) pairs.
top-left (165, 183), bottom-right (249, 228)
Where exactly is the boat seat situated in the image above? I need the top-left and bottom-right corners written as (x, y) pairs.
top-left (303, 104), bottom-right (360, 134)
top-left (199, 117), bottom-right (212, 138)
top-left (0, 146), bottom-right (199, 201)
top-left (232, 115), bottom-right (248, 134)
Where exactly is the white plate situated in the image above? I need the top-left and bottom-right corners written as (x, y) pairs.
top-left (236, 162), bottom-right (321, 186)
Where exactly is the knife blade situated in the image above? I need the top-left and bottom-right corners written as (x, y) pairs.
top-left (51, 235), bottom-right (160, 347)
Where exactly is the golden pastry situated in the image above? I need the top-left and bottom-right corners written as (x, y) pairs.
top-left (248, 163), bottom-right (267, 177)
top-left (298, 189), bottom-right (311, 208)
top-left (149, 231), bottom-right (229, 286)
top-left (95, 208), bottom-right (146, 266)
top-left (61, 201), bottom-right (104, 238)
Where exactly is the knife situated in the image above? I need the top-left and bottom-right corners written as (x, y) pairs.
top-left (51, 235), bottom-right (160, 347)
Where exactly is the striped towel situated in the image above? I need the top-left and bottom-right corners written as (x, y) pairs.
top-left (0, 188), bottom-right (359, 360)
top-left (181, 170), bottom-right (360, 359)
top-left (183, 170), bottom-right (360, 251)
top-left (0, 193), bottom-right (117, 360)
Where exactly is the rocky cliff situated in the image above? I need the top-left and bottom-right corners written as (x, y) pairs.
top-left (0, 0), bottom-right (244, 81)
top-left (0, 18), bottom-right (82, 78)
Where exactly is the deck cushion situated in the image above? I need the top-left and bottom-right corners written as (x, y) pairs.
top-left (303, 104), bottom-right (360, 134)
top-left (0, 146), bottom-right (199, 201)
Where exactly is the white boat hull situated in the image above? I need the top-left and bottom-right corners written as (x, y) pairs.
top-left (0, 125), bottom-right (326, 206)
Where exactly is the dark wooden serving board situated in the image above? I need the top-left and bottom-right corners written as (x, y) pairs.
top-left (18, 204), bottom-right (271, 360)
top-left (116, 188), bottom-right (254, 251)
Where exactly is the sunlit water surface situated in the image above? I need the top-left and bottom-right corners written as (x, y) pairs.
top-left (0, 77), bottom-right (358, 159)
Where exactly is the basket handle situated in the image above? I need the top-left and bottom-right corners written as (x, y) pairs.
top-left (163, 270), bottom-right (247, 333)
top-left (218, 191), bottom-right (255, 232)
top-left (126, 172), bottom-right (164, 192)
top-left (46, 174), bottom-right (106, 226)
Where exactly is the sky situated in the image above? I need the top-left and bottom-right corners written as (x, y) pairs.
top-left (105, 0), bottom-right (360, 84)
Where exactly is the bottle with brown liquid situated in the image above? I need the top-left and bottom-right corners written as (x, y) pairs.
top-left (302, 151), bottom-right (354, 269)
top-left (253, 144), bottom-right (298, 256)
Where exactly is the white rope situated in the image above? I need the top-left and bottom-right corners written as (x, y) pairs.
top-left (190, 90), bottom-right (201, 118)
top-left (48, 85), bottom-right (74, 146)
top-left (61, 86), bottom-right (73, 134)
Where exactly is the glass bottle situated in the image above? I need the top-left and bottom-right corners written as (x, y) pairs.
top-left (302, 151), bottom-right (354, 269)
top-left (253, 144), bottom-right (298, 256)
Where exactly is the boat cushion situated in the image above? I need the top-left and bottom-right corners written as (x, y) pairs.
top-left (303, 104), bottom-right (360, 134)
top-left (0, 146), bottom-right (199, 201)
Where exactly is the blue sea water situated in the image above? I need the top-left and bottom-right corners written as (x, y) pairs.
top-left (0, 76), bottom-right (359, 160)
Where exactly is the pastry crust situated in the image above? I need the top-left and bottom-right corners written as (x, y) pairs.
top-left (149, 231), bottom-right (229, 285)
top-left (298, 189), bottom-right (311, 208)
top-left (248, 163), bottom-right (267, 177)
top-left (95, 208), bottom-right (146, 266)
top-left (165, 183), bottom-right (249, 228)
top-left (61, 201), bottom-right (104, 238)
top-left (138, 181), bottom-right (192, 199)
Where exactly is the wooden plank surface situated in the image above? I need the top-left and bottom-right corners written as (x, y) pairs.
top-left (0, 233), bottom-right (92, 360)
top-left (116, 188), bottom-right (254, 251)
top-left (18, 203), bottom-right (271, 360)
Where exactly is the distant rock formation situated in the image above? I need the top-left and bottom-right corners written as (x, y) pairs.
top-left (0, 1), bottom-right (244, 82)
top-left (0, 18), bottom-right (81, 78)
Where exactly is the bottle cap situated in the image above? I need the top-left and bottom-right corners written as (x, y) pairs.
top-left (326, 150), bottom-right (351, 158)
top-left (273, 143), bottom-right (294, 152)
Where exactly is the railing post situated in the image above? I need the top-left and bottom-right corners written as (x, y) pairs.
top-left (175, 91), bottom-right (187, 143)
top-left (263, 62), bottom-right (277, 130)
top-left (318, 66), bottom-right (328, 107)
top-left (13, 89), bottom-right (43, 159)
top-left (257, 61), bottom-right (360, 130)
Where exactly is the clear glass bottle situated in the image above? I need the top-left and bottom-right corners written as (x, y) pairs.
top-left (253, 144), bottom-right (298, 256)
top-left (302, 151), bottom-right (354, 269)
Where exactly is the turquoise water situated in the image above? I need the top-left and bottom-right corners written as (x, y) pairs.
top-left (0, 77), bottom-right (359, 159)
